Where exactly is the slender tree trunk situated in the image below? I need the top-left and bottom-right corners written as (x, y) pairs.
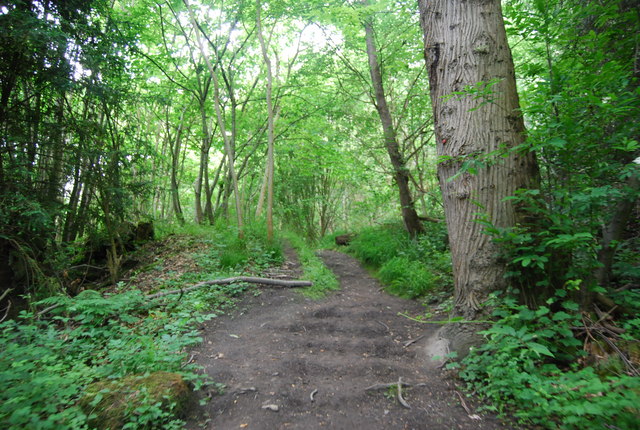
top-left (418, 0), bottom-right (540, 357)
top-left (255, 161), bottom-right (268, 218)
top-left (363, 20), bottom-right (424, 238)
top-left (256, 0), bottom-right (276, 240)
top-left (44, 96), bottom-right (65, 209)
top-left (185, 0), bottom-right (244, 237)
top-left (193, 97), bottom-right (211, 224)
top-left (74, 157), bottom-right (95, 240)
top-left (62, 154), bottom-right (83, 242)
top-left (170, 107), bottom-right (187, 225)
top-left (595, 172), bottom-right (639, 288)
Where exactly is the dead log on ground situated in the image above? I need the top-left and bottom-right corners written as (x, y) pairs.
top-left (335, 234), bottom-right (355, 246)
top-left (145, 276), bottom-right (312, 300)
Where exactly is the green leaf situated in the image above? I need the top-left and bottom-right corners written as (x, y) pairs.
top-left (562, 301), bottom-right (579, 311)
top-left (528, 342), bottom-right (554, 357)
top-left (552, 311), bottom-right (572, 321)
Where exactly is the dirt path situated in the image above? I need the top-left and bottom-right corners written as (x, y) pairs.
top-left (186, 249), bottom-right (508, 429)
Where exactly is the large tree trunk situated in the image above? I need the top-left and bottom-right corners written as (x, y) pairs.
top-left (363, 20), bottom-right (424, 238)
top-left (418, 0), bottom-right (540, 357)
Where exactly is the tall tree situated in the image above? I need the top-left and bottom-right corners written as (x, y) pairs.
top-left (255, 0), bottom-right (276, 240)
top-left (363, 16), bottom-right (424, 238)
top-left (185, 0), bottom-right (245, 237)
top-left (418, 0), bottom-right (540, 356)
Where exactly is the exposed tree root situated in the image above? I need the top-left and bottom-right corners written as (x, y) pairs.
top-left (397, 377), bottom-right (411, 409)
top-left (364, 381), bottom-right (426, 391)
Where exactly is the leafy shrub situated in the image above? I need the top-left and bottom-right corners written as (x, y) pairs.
top-left (378, 257), bottom-right (435, 298)
top-left (460, 291), bottom-right (640, 428)
top-left (0, 285), bottom-right (234, 429)
top-left (345, 221), bottom-right (452, 298)
top-left (348, 223), bottom-right (408, 267)
top-left (193, 223), bottom-right (283, 272)
top-left (0, 221), bottom-right (285, 429)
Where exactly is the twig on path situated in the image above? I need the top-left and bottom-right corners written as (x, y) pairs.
top-left (455, 391), bottom-right (482, 421)
top-left (375, 320), bottom-right (390, 332)
top-left (397, 377), bottom-right (411, 409)
top-left (455, 391), bottom-right (472, 414)
top-left (180, 354), bottom-right (195, 368)
top-left (403, 335), bottom-right (424, 348)
top-left (235, 387), bottom-right (257, 395)
top-left (145, 276), bottom-right (313, 300)
top-left (310, 389), bottom-right (318, 402)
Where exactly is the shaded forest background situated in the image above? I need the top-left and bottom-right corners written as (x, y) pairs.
top-left (2, 0), bottom-right (636, 308)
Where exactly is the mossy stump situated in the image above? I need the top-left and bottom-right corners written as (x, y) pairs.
top-left (79, 371), bottom-right (191, 429)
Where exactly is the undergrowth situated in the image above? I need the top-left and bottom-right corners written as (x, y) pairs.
top-left (0, 221), bottom-right (284, 429)
top-left (456, 290), bottom-right (640, 429)
top-left (345, 221), bottom-right (451, 299)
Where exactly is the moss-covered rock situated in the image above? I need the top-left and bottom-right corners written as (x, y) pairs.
top-left (79, 371), bottom-right (191, 429)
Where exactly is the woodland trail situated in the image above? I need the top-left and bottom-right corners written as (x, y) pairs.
top-left (186, 248), bottom-right (508, 429)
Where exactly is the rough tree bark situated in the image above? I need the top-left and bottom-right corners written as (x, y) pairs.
top-left (418, 0), bottom-right (540, 357)
top-left (363, 19), bottom-right (425, 238)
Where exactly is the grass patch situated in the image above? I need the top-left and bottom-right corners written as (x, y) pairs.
top-left (378, 256), bottom-right (436, 299)
top-left (283, 231), bottom-right (339, 299)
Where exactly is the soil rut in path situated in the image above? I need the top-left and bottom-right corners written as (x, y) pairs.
top-left (186, 249), bottom-right (507, 429)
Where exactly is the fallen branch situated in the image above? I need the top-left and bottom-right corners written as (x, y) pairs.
top-left (145, 276), bottom-right (313, 300)
top-left (0, 300), bottom-right (10, 323)
top-left (418, 215), bottom-right (443, 223)
top-left (36, 303), bottom-right (61, 318)
top-left (0, 288), bottom-right (12, 323)
top-left (0, 288), bottom-right (12, 303)
top-left (34, 276), bottom-right (313, 318)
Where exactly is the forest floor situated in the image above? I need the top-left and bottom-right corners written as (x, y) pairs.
top-left (184, 246), bottom-right (511, 430)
